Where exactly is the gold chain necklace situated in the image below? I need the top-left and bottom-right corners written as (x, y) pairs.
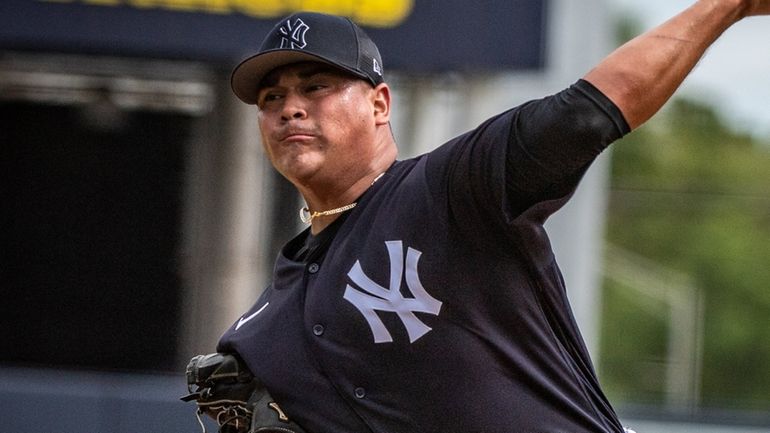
top-left (299, 202), bottom-right (357, 224)
top-left (299, 172), bottom-right (385, 225)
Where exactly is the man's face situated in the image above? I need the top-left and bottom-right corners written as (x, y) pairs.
top-left (255, 62), bottom-right (383, 190)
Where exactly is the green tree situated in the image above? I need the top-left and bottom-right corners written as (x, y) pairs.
top-left (599, 98), bottom-right (770, 413)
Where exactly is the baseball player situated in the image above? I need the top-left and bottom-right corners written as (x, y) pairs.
top-left (193, 1), bottom-right (770, 432)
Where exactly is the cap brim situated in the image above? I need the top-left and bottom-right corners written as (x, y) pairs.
top-left (230, 50), bottom-right (370, 105)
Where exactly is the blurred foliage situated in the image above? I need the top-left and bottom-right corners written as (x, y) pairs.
top-left (598, 97), bottom-right (770, 412)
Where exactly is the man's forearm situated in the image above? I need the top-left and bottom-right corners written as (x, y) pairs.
top-left (583, 0), bottom-right (748, 130)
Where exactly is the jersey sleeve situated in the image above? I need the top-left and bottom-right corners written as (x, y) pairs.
top-left (505, 79), bottom-right (629, 215)
top-left (426, 79), bottom-right (630, 231)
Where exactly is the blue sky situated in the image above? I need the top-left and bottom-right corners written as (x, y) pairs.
top-left (607, 0), bottom-right (770, 138)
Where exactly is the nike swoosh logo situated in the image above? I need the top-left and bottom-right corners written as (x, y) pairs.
top-left (235, 302), bottom-right (269, 330)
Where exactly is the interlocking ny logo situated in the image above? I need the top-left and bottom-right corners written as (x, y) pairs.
top-left (278, 18), bottom-right (309, 49)
top-left (344, 241), bottom-right (442, 344)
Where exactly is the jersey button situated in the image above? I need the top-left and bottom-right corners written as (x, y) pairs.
top-left (308, 263), bottom-right (320, 274)
top-left (312, 324), bottom-right (325, 336)
top-left (354, 387), bottom-right (366, 399)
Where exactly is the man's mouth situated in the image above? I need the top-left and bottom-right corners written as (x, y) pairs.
top-left (279, 129), bottom-right (316, 142)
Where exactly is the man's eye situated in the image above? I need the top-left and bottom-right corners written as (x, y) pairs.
top-left (306, 84), bottom-right (326, 92)
top-left (259, 93), bottom-right (283, 106)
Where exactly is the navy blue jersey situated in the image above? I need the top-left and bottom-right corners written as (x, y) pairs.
top-left (218, 79), bottom-right (630, 433)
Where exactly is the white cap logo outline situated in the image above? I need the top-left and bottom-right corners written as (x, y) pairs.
top-left (278, 18), bottom-right (309, 50)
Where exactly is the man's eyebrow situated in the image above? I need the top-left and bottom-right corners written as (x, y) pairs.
top-left (258, 64), bottom-right (345, 96)
top-left (297, 64), bottom-right (345, 79)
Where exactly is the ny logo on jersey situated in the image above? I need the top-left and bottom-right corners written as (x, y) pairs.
top-left (344, 241), bottom-right (442, 344)
top-left (278, 18), bottom-right (309, 50)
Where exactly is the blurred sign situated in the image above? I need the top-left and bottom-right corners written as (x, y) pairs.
top-left (0, 0), bottom-right (547, 71)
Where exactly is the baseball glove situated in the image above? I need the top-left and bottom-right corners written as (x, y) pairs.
top-left (181, 353), bottom-right (306, 433)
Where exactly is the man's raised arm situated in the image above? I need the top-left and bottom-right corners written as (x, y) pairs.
top-left (584, 0), bottom-right (770, 130)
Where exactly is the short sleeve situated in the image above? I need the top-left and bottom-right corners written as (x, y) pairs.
top-left (425, 79), bottom-right (630, 233)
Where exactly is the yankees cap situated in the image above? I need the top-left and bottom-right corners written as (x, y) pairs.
top-left (231, 12), bottom-right (385, 105)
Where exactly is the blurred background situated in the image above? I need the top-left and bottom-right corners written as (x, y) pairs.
top-left (1, 1), bottom-right (768, 432)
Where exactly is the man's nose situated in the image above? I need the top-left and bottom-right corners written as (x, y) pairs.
top-left (280, 92), bottom-right (308, 121)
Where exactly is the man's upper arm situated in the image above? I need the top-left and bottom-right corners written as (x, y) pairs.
top-left (503, 80), bottom-right (629, 216)
top-left (584, 0), bottom-right (745, 129)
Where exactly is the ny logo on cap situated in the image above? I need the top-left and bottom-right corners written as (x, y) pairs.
top-left (278, 18), bottom-right (309, 50)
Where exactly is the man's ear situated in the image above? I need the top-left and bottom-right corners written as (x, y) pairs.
top-left (372, 83), bottom-right (391, 126)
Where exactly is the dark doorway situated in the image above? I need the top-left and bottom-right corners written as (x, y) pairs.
top-left (0, 101), bottom-right (191, 372)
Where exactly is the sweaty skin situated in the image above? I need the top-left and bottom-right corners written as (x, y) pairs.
top-left (256, 63), bottom-right (397, 234)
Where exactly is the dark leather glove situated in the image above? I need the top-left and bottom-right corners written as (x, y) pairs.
top-left (181, 353), bottom-right (306, 433)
